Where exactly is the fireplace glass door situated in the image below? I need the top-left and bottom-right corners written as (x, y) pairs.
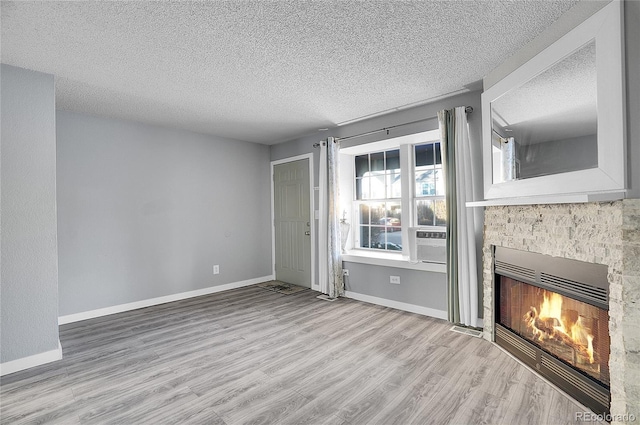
top-left (498, 276), bottom-right (610, 387)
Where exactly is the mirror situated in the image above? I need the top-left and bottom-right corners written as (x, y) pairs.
top-left (481, 1), bottom-right (625, 201)
top-left (491, 40), bottom-right (597, 183)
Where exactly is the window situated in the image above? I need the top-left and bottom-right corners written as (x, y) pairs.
top-left (341, 129), bottom-right (445, 256)
top-left (414, 142), bottom-right (446, 226)
top-left (355, 149), bottom-right (402, 251)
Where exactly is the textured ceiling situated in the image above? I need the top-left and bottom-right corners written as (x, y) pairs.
top-left (1, 1), bottom-right (580, 145)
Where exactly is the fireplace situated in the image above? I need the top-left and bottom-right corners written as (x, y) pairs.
top-left (494, 246), bottom-right (610, 416)
top-left (482, 201), bottom-right (640, 422)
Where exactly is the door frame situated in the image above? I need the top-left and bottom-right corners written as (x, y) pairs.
top-left (270, 154), bottom-right (316, 291)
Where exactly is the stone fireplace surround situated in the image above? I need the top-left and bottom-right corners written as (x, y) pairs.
top-left (482, 200), bottom-right (640, 423)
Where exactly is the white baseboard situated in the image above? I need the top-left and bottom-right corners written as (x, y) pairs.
top-left (0, 340), bottom-right (62, 376)
top-left (344, 291), bottom-right (448, 320)
top-left (58, 275), bottom-right (274, 325)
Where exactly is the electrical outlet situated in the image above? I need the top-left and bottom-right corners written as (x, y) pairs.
top-left (343, 269), bottom-right (349, 276)
top-left (213, 265), bottom-right (220, 275)
top-left (390, 275), bottom-right (400, 284)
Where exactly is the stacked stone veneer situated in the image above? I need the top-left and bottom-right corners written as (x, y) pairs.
top-left (482, 200), bottom-right (640, 423)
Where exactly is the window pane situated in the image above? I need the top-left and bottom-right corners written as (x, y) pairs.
top-left (370, 174), bottom-right (386, 199)
top-left (371, 152), bottom-right (384, 172)
top-left (416, 199), bottom-right (435, 226)
top-left (386, 149), bottom-right (400, 171)
top-left (370, 203), bottom-right (385, 224)
top-left (434, 169), bottom-right (445, 196)
top-left (434, 200), bottom-right (447, 226)
top-left (359, 226), bottom-right (370, 248)
top-left (415, 143), bottom-right (434, 167)
top-left (352, 147), bottom-right (411, 252)
top-left (356, 197), bottom-right (405, 250)
top-left (385, 228), bottom-right (402, 250)
top-left (386, 202), bottom-right (401, 222)
top-left (359, 204), bottom-right (370, 224)
top-left (416, 170), bottom-right (435, 196)
top-left (415, 144), bottom-right (427, 167)
top-left (370, 226), bottom-right (384, 250)
top-left (426, 144), bottom-right (434, 166)
top-left (416, 199), bottom-right (447, 226)
top-left (355, 155), bottom-right (369, 178)
top-left (360, 176), bottom-right (371, 199)
top-left (370, 227), bottom-right (403, 251)
top-left (384, 202), bottom-right (402, 234)
top-left (387, 173), bottom-right (402, 198)
top-left (435, 142), bottom-right (442, 165)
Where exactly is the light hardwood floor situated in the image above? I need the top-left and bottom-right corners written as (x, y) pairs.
top-left (1, 285), bottom-right (601, 424)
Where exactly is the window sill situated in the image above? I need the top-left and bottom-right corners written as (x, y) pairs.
top-left (342, 250), bottom-right (447, 273)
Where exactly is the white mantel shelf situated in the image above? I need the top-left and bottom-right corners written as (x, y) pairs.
top-left (466, 191), bottom-right (626, 207)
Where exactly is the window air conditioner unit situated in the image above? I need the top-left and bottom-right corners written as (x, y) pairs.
top-left (408, 226), bottom-right (447, 264)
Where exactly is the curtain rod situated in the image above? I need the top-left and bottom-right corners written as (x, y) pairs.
top-left (313, 106), bottom-right (473, 147)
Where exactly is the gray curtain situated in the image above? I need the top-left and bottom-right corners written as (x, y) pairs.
top-left (439, 109), bottom-right (459, 323)
top-left (439, 107), bottom-right (479, 326)
top-left (319, 137), bottom-right (344, 298)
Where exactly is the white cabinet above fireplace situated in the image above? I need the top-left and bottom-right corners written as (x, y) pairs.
top-left (478, 1), bottom-right (626, 206)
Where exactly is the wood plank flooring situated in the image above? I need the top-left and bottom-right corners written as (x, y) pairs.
top-left (1, 285), bottom-right (603, 424)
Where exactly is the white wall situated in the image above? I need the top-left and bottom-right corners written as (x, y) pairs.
top-left (1, 65), bottom-right (60, 364)
top-left (56, 111), bottom-right (273, 317)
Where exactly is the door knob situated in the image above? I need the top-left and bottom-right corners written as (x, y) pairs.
top-left (305, 231), bottom-right (311, 235)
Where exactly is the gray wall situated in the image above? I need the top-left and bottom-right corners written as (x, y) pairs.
top-left (626, 0), bottom-right (640, 199)
top-left (1, 64), bottom-right (60, 363)
top-left (518, 134), bottom-right (598, 179)
top-left (343, 262), bottom-right (447, 312)
top-left (57, 111), bottom-right (272, 316)
top-left (484, 0), bottom-right (640, 199)
top-left (271, 90), bottom-right (483, 314)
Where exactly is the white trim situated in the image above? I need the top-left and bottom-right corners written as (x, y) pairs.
top-left (58, 275), bottom-right (273, 325)
top-left (342, 252), bottom-right (446, 273)
top-left (270, 153), bottom-right (313, 167)
top-left (271, 154), bottom-right (316, 290)
top-left (340, 129), bottom-right (439, 155)
top-left (344, 290), bottom-right (447, 320)
top-left (0, 340), bottom-right (62, 376)
top-left (399, 143), bottom-right (412, 258)
top-left (318, 145), bottom-right (328, 294)
top-left (466, 190), bottom-right (626, 207)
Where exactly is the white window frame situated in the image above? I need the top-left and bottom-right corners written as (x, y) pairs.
top-left (353, 149), bottom-right (403, 253)
top-left (340, 130), bottom-right (441, 260)
top-left (413, 141), bottom-right (446, 228)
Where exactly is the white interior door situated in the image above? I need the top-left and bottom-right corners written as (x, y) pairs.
top-left (274, 159), bottom-right (311, 287)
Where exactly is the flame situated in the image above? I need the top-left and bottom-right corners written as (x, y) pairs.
top-left (539, 292), bottom-right (564, 327)
top-left (524, 291), bottom-right (596, 364)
